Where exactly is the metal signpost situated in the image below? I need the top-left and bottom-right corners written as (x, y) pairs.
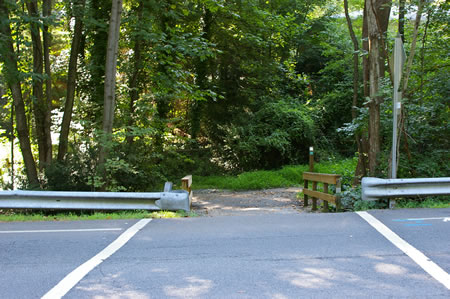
top-left (391, 34), bottom-right (406, 179)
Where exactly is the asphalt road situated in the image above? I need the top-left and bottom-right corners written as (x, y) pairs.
top-left (1, 209), bottom-right (449, 298)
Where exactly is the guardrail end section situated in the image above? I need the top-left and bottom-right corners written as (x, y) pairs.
top-left (361, 177), bottom-right (384, 201)
top-left (156, 190), bottom-right (190, 212)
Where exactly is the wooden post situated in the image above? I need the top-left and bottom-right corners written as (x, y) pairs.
top-left (303, 179), bottom-right (309, 207)
top-left (322, 183), bottom-right (329, 212)
top-left (181, 175), bottom-right (193, 208)
top-left (309, 146), bottom-right (314, 172)
top-left (312, 181), bottom-right (317, 211)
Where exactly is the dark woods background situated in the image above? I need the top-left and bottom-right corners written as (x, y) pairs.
top-left (0, 0), bottom-right (448, 191)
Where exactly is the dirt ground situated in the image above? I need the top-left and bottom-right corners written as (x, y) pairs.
top-left (191, 188), bottom-right (306, 216)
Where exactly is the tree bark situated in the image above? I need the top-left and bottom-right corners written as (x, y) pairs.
top-left (365, 0), bottom-right (391, 176)
top-left (98, 0), bottom-right (123, 169)
top-left (395, 0), bottom-right (425, 174)
top-left (126, 0), bottom-right (143, 145)
top-left (398, 0), bottom-right (405, 42)
top-left (0, 0), bottom-right (39, 186)
top-left (344, 0), bottom-right (367, 182)
top-left (58, 0), bottom-right (86, 161)
top-left (401, 0), bottom-right (425, 95)
top-left (42, 0), bottom-right (53, 164)
top-left (362, 1), bottom-right (370, 99)
top-left (26, 0), bottom-right (52, 169)
top-left (191, 7), bottom-right (213, 140)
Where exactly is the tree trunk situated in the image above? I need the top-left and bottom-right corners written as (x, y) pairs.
top-left (395, 0), bottom-right (425, 173)
top-left (398, 0), bottom-right (405, 42)
top-left (0, 0), bottom-right (39, 186)
top-left (344, 0), bottom-right (367, 182)
top-left (58, 0), bottom-right (86, 161)
top-left (365, 0), bottom-right (391, 176)
top-left (26, 0), bottom-right (52, 169)
top-left (126, 0), bottom-right (143, 145)
top-left (98, 0), bottom-right (123, 169)
top-left (362, 1), bottom-right (370, 99)
top-left (42, 0), bottom-right (53, 164)
top-left (191, 7), bottom-right (213, 140)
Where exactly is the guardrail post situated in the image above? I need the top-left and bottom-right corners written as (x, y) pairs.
top-left (336, 178), bottom-right (342, 211)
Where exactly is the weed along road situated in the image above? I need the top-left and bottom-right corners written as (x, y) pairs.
top-left (0, 209), bottom-right (449, 298)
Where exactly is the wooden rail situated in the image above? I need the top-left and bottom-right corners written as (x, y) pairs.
top-left (181, 175), bottom-right (193, 208)
top-left (303, 172), bottom-right (341, 212)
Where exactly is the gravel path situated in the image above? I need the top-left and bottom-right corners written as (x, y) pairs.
top-left (191, 188), bottom-right (306, 216)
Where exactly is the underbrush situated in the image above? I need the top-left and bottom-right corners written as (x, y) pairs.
top-left (395, 196), bottom-right (450, 209)
top-left (193, 158), bottom-right (357, 190)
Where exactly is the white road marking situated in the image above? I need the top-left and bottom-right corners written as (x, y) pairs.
top-left (41, 219), bottom-right (152, 299)
top-left (357, 211), bottom-right (450, 290)
top-left (0, 228), bottom-right (122, 234)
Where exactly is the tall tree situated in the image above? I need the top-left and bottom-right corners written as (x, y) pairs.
top-left (398, 0), bottom-right (405, 42)
top-left (344, 0), bottom-right (367, 182)
top-left (26, 0), bottom-right (52, 168)
top-left (0, 0), bottom-right (39, 186)
top-left (98, 0), bottom-right (123, 170)
top-left (126, 0), bottom-right (143, 146)
top-left (364, 0), bottom-right (391, 175)
top-left (42, 0), bottom-right (53, 164)
top-left (85, 0), bottom-right (111, 124)
top-left (58, 0), bottom-right (86, 161)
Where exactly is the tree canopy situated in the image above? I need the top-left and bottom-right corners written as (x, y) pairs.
top-left (0, 0), bottom-right (448, 191)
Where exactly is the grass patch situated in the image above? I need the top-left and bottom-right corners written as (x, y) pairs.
top-left (395, 196), bottom-right (450, 209)
top-left (0, 209), bottom-right (196, 222)
top-left (149, 210), bottom-right (198, 218)
top-left (193, 158), bottom-right (357, 190)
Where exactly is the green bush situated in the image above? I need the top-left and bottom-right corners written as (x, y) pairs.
top-left (218, 97), bottom-right (316, 171)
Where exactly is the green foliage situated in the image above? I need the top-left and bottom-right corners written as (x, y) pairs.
top-left (1, 0), bottom-right (447, 194)
top-left (193, 159), bottom-right (354, 191)
top-left (338, 186), bottom-right (388, 211)
top-left (149, 210), bottom-right (198, 218)
top-left (215, 97), bottom-right (316, 171)
top-left (44, 138), bottom-right (98, 191)
top-left (0, 209), bottom-right (196, 222)
top-left (315, 157), bottom-right (357, 187)
top-left (396, 197), bottom-right (450, 209)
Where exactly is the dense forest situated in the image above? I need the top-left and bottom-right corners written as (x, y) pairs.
top-left (0, 0), bottom-right (448, 191)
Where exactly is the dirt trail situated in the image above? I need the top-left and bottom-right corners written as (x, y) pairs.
top-left (191, 188), bottom-right (306, 216)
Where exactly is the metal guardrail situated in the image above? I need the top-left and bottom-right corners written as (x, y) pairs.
top-left (0, 182), bottom-right (190, 212)
top-left (362, 177), bottom-right (450, 201)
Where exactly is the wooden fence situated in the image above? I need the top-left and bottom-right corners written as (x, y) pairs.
top-left (303, 172), bottom-right (341, 212)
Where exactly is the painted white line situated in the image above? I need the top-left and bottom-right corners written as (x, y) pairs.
top-left (356, 211), bottom-right (450, 290)
top-left (41, 219), bottom-right (152, 299)
top-left (0, 228), bottom-right (122, 234)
